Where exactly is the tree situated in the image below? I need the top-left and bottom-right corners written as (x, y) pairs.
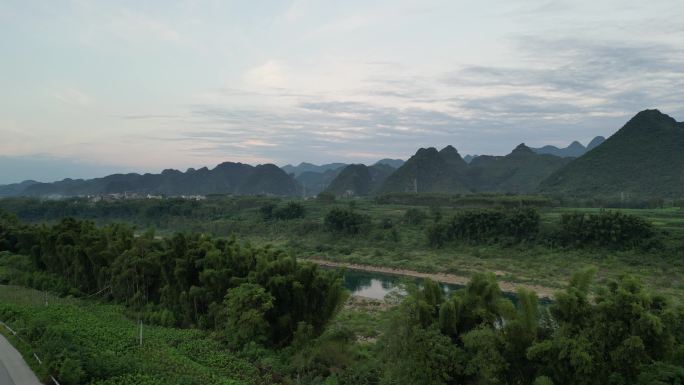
top-left (224, 283), bottom-right (274, 349)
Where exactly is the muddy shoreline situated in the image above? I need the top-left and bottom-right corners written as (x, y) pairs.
top-left (303, 258), bottom-right (556, 299)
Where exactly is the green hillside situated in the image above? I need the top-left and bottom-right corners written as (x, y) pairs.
top-left (469, 144), bottom-right (572, 193)
top-left (378, 145), bottom-right (471, 194)
top-left (325, 164), bottom-right (394, 196)
top-left (540, 109), bottom-right (684, 198)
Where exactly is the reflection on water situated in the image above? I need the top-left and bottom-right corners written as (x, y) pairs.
top-left (342, 269), bottom-right (461, 300)
top-left (340, 268), bottom-right (551, 305)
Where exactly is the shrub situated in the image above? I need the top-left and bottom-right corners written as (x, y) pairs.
top-left (259, 203), bottom-right (277, 220)
top-left (403, 208), bottom-right (427, 225)
top-left (273, 202), bottom-right (305, 220)
top-left (317, 192), bottom-right (336, 203)
top-left (324, 208), bottom-right (368, 235)
top-left (427, 223), bottom-right (450, 248)
top-left (261, 202), bottom-right (305, 220)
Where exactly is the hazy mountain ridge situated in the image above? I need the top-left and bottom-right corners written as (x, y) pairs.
top-left (377, 143), bottom-right (572, 194)
top-left (378, 145), bottom-right (471, 194)
top-left (325, 164), bottom-right (396, 196)
top-left (531, 136), bottom-right (606, 158)
top-left (6, 162), bottom-right (301, 197)
top-left (374, 158), bottom-right (405, 168)
top-left (4, 109), bottom-right (682, 199)
top-left (468, 144), bottom-right (573, 193)
top-left (296, 168), bottom-right (344, 196)
top-left (281, 162), bottom-right (347, 177)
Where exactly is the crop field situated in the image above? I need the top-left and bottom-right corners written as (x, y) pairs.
top-left (0, 285), bottom-right (263, 385)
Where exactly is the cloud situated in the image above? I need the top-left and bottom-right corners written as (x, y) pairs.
top-left (245, 61), bottom-right (288, 88)
top-left (167, 34), bottom-right (684, 162)
top-left (53, 87), bottom-right (93, 107)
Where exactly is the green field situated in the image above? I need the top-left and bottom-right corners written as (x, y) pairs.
top-left (0, 285), bottom-right (266, 385)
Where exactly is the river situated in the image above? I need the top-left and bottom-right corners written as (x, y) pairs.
top-left (340, 268), bottom-right (552, 305)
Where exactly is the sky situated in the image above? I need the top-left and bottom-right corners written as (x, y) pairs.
top-left (1, 0), bottom-right (683, 184)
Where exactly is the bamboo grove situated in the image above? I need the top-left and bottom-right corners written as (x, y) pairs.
top-left (0, 210), bottom-right (346, 348)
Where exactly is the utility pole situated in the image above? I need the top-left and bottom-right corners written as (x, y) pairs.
top-left (139, 319), bottom-right (143, 346)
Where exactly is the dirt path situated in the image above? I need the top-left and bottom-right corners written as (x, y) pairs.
top-left (304, 258), bottom-right (557, 299)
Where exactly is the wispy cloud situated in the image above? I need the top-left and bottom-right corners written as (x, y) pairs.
top-left (3, 0), bottom-right (684, 171)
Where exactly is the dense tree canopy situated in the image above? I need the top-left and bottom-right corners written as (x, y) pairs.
top-left (0, 211), bottom-right (346, 347)
top-left (380, 270), bottom-right (684, 385)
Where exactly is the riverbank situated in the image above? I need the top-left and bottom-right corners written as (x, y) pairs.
top-left (304, 258), bottom-right (557, 299)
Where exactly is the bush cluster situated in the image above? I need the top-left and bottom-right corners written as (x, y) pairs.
top-left (557, 210), bottom-right (655, 249)
top-left (428, 208), bottom-right (540, 247)
top-left (260, 201), bottom-right (306, 220)
top-left (0, 213), bottom-right (345, 350)
top-left (324, 208), bottom-right (369, 235)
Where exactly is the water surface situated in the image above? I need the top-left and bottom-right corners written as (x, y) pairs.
top-left (340, 268), bottom-right (551, 305)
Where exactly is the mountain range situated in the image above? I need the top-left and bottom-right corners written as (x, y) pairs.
top-left (378, 146), bottom-right (470, 194)
top-left (531, 136), bottom-right (606, 158)
top-left (325, 164), bottom-right (395, 196)
top-left (1, 109), bottom-right (681, 199)
top-left (540, 109), bottom-right (684, 198)
top-left (0, 162), bottom-right (300, 197)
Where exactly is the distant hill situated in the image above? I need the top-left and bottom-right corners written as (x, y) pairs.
top-left (283, 159), bottom-right (402, 196)
top-left (540, 109), bottom-right (684, 198)
top-left (374, 158), bottom-right (405, 168)
top-left (5, 162), bottom-right (301, 197)
top-left (0, 180), bottom-right (39, 197)
top-left (281, 162), bottom-right (347, 177)
top-left (532, 136), bottom-right (605, 158)
top-left (296, 168), bottom-right (344, 196)
top-left (463, 155), bottom-right (478, 163)
top-left (325, 164), bottom-right (395, 196)
top-left (586, 136), bottom-right (606, 151)
top-left (378, 145), bottom-right (470, 194)
top-left (468, 144), bottom-right (572, 193)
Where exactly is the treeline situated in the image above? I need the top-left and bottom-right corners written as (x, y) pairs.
top-left (0, 196), bottom-right (277, 224)
top-left (376, 270), bottom-right (684, 385)
top-left (0, 210), bottom-right (345, 348)
top-left (426, 208), bottom-right (658, 250)
top-left (375, 193), bottom-right (553, 208)
top-left (552, 195), bottom-right (678, 209)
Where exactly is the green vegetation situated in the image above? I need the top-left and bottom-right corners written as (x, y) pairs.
top-left (2, 193), bottom-right (684, 384)
top-left (557, 210), bottom-right (656, 249)
top-left (0, 214), bottom-right (346, 349)
top-left (428, 208), bottom-right (541, 247)
top-left (380, 271), bottom-right (684, 385)
top-left (1, 195), bottom-right (684, 300)
top-left (0, 285), bottom-right (266, 385)
top-left (7, 268), bottom-right (684, 385)
top-left (324, 208), bottom-right (369, 235)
